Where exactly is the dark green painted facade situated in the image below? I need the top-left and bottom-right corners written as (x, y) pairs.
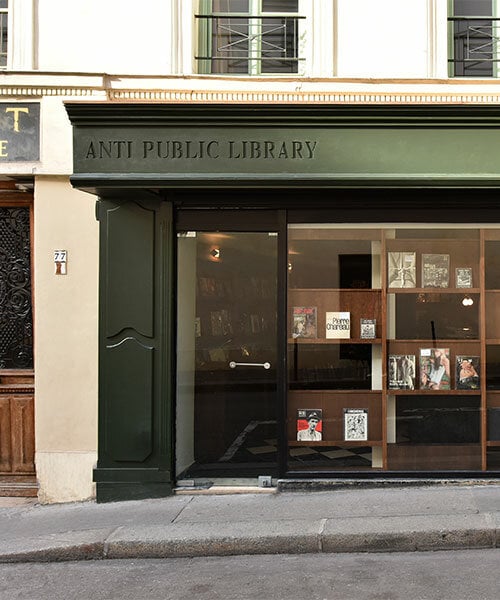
top-left (66, 104), bottom-right (500, 502)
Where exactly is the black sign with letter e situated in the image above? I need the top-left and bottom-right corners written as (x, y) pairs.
top-left (0, 103), bottom-right (40, 162)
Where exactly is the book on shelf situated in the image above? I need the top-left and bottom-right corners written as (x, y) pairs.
top-left (343, 408), bottom-right (368, 442)
top-left (456, 355), bottom-right (480, 390)
top-left (292, 306), bottom-right (317, 339)
top-left (419, 348), bottom-right (451, 390)
top-left (455, 267), bottom-right (473, 288)
top-left (388, 354), bottom-right (416, 390)
top-left (297, 409), bottom-right (323, 441)
top-left (326, 311), bottom-right (351, 339)
top-left (422, 254), bottom-right (450, 288)
top-left (210, 309), bottom-right (233, 336)
top-left (360, 318), bottom-right (376, 339)
top-left (387, 251), bottom-right (416, 288)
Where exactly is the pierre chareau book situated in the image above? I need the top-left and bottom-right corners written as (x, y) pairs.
top-left (388, 354), bottom-right (416, 390)
top-left (388, 251), bottom-right (416, 288)
top-left (422, 254), bottom-right (450, 288)
top-left (419, 348), bottom-right (451, 390)
top-left (297, 409), bottom-right (323, 441)
top-left (343, 408), bottom-right (368, 442)
top-left (292, 306), bottom-right (317, 339)
top-left (360, 318), bottom-right (376, 339)
top-left (456, 356), bottom-right (480, 390)
top-left (325, 311), bottom-right (350, 339)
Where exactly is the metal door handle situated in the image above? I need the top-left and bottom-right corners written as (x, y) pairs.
top-left (229, 361), bottom-right (271, 370)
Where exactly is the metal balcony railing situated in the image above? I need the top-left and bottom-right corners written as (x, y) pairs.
top-left (195, 14), bottom-right (304, 74)
top-left (449, 16), bottom-right (500, 76)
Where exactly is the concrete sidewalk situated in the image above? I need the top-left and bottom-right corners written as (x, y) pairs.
top-left (1, 482), bottom-right (500, 563)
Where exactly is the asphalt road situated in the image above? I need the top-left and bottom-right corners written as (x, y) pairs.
top-left (1, 549), bottom-right (499, 600)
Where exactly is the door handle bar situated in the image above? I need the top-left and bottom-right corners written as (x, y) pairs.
top-left (229, 361), bottom-right (271, 370)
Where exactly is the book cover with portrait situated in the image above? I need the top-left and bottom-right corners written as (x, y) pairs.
top-left (297, 409), bottom-right (323, 441)
top-left (456, 356), bottom-right (480, 390)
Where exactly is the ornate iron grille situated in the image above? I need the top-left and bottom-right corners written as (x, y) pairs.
top-left (196, 14), bottom-right (304, 74)
top-left (449, 17), bottom-right (500, 76)
top-left (0, 207), bottom-right (33, 368)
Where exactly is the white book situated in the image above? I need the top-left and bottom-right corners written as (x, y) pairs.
top-left (326, 311), bottom-right (350, 339)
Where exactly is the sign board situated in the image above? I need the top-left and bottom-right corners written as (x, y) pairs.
top-left (67, 105), bottom-right (500, 187)
top-left (0, 103), bottom-right (40, 162)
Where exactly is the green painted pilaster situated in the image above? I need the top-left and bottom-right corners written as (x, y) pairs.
top-left (93, 195), bottom-right (173, 502)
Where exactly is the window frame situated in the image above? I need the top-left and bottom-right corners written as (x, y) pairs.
top-left (196, 0), bottom-right (305, 76)
top-left (448, 0), bottom-right (500, 77)
top-left (0, 0), bottom-right (8, 70)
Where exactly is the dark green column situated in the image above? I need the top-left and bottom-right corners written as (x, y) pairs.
top-left (93, 195), bottom-right (173, 502)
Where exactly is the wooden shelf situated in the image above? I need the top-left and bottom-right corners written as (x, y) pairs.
top-left (290, 389), bottom-right (382, 395)
top-left (388, 389), bottom-right (481, 395)
top-left (388, 339), bottom-right (480, 344)
top-left (287, 228), bottom-right (500, 472)
top-left (289, 338), bottom-right (381, 344)
top-left (290, 288), bottom-right (381, 293)
top-left (387, 288), bottom-right (480, 294)
top-left (289, 440), bottom-right (383, 447)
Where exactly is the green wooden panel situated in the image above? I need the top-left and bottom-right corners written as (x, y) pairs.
top-left (94, 196), bottom-right (174, 502)
top-left (66, 104), bottom-right (500, 188)
top-left (103, 337), bottom-right (153, 462)
top-left (106, 202), bottom-right (154, 338)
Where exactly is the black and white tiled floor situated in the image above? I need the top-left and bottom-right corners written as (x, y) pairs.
top-left (222, 421), bottom-right (373, 468)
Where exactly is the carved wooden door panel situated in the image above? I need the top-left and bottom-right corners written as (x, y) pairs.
top-left (0, 387), bottom-right (35, 474)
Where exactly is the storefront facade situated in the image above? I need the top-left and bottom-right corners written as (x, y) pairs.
top-left (66, 103), bottom-right (500, 502)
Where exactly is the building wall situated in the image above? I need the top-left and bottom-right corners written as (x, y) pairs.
top-left (34, 177), bottom-right (98, 503)
top-left (3, 0), bottom-right (500, 502)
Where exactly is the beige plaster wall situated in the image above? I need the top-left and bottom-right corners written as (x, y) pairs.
top-left (34, 176), bottom-right (98, 503)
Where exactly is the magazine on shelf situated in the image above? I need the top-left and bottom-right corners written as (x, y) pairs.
top-left (297, 409), bottom-right (323, 441)
top-left (343, 408), bottom-right (368, 441)
top-left (387, 251), bottom-right (416, 288)
top-left (455, 267), bottom-right (473, 288)
top-left (456, 355), bottom-right (480, 390)
top-left (419, 348), bottom-right (451, 390)
top-left (360, 318), bottom-right (376, 339)
top-left (388, 354), bottom-right (416, 390)
top-left (422, 254), bottom-right (450, 288)
top-left (292, 306), bottom-right (317, 339)
top-left (325, 311), bottom-right (351, 339)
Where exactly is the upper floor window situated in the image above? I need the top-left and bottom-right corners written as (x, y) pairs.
top-left (196, 0), bottom-right (304, 75)
top-left (0, 0), bottom-right (7, 69)
top-left (449, 0), bottom-right (498, 76)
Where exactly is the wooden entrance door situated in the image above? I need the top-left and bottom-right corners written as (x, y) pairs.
top-left (0, 183), bottom-right (36, 497)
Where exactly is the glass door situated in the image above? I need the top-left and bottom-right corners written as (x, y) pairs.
top-left (176, 228), bottom-right (279, 480)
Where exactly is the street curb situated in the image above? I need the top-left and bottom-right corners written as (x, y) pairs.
top-left (0, 521), bottom-right (498, 563)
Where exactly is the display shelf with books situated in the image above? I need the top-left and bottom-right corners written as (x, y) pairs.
top-left (286, 226), bottom-right (500, 472)
top-left (287, 390), bottom-right (383, 447)
top-left (288, 289), bottom-right (382, 343)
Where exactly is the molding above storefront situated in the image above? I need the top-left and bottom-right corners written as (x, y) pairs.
top-left (66, 104), bottom-right (500, 191)
top-left (6, 71), bottom-right (500, 104)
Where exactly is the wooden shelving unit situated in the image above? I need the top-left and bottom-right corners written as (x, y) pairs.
top-left (287, 227), bottom-right (500, 473)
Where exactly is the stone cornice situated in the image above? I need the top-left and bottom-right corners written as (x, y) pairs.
top-left (108, 89), bottom-right (500, 104)
top-left (4, 72), bottom-right (500, 104)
